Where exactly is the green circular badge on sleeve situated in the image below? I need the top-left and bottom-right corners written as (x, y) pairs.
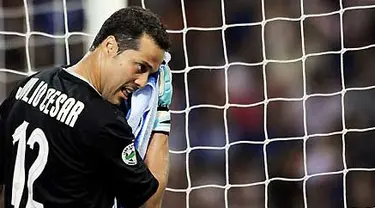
top-left (122, 143), bottom-right (137, 166)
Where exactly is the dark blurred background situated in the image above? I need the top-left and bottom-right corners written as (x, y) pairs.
top-left (1, 0), bottom-right (375, 207)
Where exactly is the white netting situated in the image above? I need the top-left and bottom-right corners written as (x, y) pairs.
top-left (0, 0), bottom-right (89, 77)
top-left (2, 0), bottom-right (375, 207)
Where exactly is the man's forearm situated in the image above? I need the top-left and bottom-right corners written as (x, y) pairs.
top-left (143, 133), bottom-right (169, 208)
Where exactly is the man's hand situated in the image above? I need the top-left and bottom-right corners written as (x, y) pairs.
top-left (153, 53), bottom-right (173, 134)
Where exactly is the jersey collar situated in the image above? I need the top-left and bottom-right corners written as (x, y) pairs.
top-left (62, 67), bottom-right (102, 96)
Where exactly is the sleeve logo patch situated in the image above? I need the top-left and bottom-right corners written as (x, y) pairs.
top-left (121, 143), bottom-right (137, 166)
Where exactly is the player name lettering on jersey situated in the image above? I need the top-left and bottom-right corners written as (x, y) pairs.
top-left (14, 77), bottom-right (85, 127)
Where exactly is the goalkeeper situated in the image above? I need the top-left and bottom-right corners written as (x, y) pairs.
top-left (0, 6), bottom-right (170, 208)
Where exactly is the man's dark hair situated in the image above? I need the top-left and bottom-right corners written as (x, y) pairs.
top-left (89, 6), bottom-right (171, 53)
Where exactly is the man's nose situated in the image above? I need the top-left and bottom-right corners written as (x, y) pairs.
top-left (134, 72), bottom-right (148, 88)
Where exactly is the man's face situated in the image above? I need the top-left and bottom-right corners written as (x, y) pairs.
top-left (99, 34), bottom-right (164, 105)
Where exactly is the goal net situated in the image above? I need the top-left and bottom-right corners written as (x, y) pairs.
top-left (1, 0), bottom-right (375, 207)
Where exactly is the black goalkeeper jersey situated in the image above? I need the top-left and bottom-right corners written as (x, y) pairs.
top-left (0, 67), bottom-right (158, 208)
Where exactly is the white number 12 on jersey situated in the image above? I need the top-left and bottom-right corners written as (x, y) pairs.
top-left (12, 121), bottom-right (49, 208)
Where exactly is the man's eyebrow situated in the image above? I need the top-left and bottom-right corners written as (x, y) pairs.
top-left (141, 61), bottom-right (155, 72)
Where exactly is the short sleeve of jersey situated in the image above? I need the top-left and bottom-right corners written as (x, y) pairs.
top-left (93, 113), bottom-right (158, 208)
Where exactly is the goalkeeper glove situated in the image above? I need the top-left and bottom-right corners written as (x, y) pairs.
top-left (153, 52), bottom-right (173, 134)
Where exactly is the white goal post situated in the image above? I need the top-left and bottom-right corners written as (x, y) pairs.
top-left (82, 0), bottom-right (127, 50)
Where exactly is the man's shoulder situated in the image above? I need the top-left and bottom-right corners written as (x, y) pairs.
top-left (82, 100), bottom-right (124, 124)
top-left (31, 67), bottom-right (61, 79)
top-left (76, 99), bottom-right (133, 138)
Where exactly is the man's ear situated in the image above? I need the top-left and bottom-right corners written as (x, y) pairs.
top-left (102, 35), bottom-right (119, 57)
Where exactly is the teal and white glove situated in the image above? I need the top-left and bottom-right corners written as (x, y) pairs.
top-left (153, 52), bottom-right (173, 134)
